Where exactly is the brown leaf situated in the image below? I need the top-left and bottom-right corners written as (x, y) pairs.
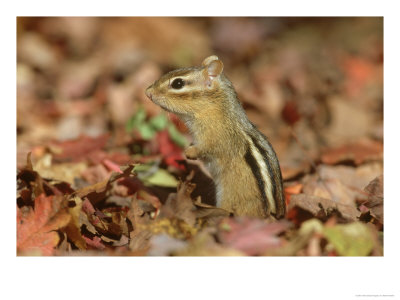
top-left (284, 183), bottom-right (303, 205)
top-left (63, 222), bottom-right (87, 251)
top-left (81, 164), bottom-right (110, 184)
top-left (301, 164), bottom-right (382, 212)
top-left (62, 196), bottom-right (87, 250)
top-left (74, 164), bottom-right (136, 205)
top-left (288, 193), bottom-right (360, 221)
top-left (17, 194), bottom-right (71, 255)
top-left (362, 175), bottom-right (383, 223)
top-left (176, 229), bottom-right (244, 256)
top-left (129, 229), bottom-right (152, 252)
top-left (193, 201), bottom-right (231, 219)
top-left (17, 153), bottom-right (45, 199)
top-left (322, 98), bottom-right (377, 145)
top-left (33, 153), bottom-right (88, 185)
top-left (321, 139), bottom-right (383, 165)
top-left (160, 179), bottom-right (197, 226)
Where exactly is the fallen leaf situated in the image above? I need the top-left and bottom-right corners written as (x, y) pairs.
top-left (176, 230), bottom-right (244, 256)
top-left (74, 164), bottom-right (136, 204)
top-left (217, 217), bottom-right (291, 255)
top-left (343, 56), bottom-right (377, 98)
top-left (284, 183), bottom-right (303, 205)
top-left (149, 113), bottom-right (168, 131)
top-left (129, 229), bottom-right (152, 252)
top-left (17, 194), bottom-right (71, 255)
top-left (102, 159), bottom-right (123, 173)
top-left (142, 168), bottom-right (178, 188)
top-left (63, 196), bottom-right (87, 250)
top-left (323, 222), bottom-right (376, 256)
top-left (157, 129), bottom-right (185, 170)
top-left (134, 161), bottom-right (178, 188)
top-left (301, 164), bottom-right (382, 214)
top-left (322, 98), bottom-right (376, 145)
top-left (50, 134), bottom-right (110, 162)
top-left (125, 107), bottom-right (146, 132)
top-left (288, 193), bottom-right (360, 221)
top-left (81, 163), bottom-right (110, 184)
top-left (321, 139), bottom-right (383, 165)
top-left (160, 177), bottom-right (197, 226)
top-left (193, 201), bottom-right (231, 219)
top-left (362, 175), bottom-right (383, 223)
top-left (268, 218), bottom-right (324, 256)
top-left (83, 236), bottom-right (105, 250)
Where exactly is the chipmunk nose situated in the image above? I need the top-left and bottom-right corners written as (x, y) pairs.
top-left (145, 86), bottom-right (153, 99)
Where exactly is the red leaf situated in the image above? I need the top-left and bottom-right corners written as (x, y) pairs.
top-left (51, 134), bottom-right (110, 162)
top-left (157, 130), bottom-right (184, 170)
top-left (218, 218), bottom-right (290, 255)
top-left (281, 101), bottom-right (301, 125)
top-left (102, 159), bottom-right (123, 173)
top-left (343, 56), bottom-right (377, 97)
top-left (169, 114), bottom-right (188, 133)
top-left (83, 236), bottom-right (105, 250)
top-left (17, 194), bottom-right (71, 255)
top-left (284, 183), bottom-right (303, 206)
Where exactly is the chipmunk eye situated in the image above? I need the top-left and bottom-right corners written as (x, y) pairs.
top-left (171, 78), bottom-right (185, 89)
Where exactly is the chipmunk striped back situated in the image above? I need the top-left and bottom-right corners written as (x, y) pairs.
top-left (243, 127), bottom-right (286, 218)
top-left (146, 55), bottom-right (286, 219)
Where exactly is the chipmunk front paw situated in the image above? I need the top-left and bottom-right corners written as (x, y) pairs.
top-left (185, 145), bottom-right (199, 160)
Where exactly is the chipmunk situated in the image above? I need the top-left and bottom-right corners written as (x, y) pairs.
top-left (145, 55), bottom-right (285, 219)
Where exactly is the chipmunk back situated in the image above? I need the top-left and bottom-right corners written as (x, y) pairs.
top-left (146, 55), bottom-right (286, 219)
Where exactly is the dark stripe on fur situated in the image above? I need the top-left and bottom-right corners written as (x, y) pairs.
top-left (244, 146), bottom-right (269, 213)
top-left (248, 133), bottom-right (285, 218)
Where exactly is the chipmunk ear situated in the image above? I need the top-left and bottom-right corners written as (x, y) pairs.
top-left (202, 56), bottom-right (224, 86)
top-left (202, 55), bottom-right (219, 66)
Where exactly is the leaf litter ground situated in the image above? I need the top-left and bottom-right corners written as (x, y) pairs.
top-left (17, 17), bottom-right (383, 256)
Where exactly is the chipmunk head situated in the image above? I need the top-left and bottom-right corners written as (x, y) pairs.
top-left (145, 55), bottom-right (226, 116)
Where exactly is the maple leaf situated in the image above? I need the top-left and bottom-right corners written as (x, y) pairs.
top-left (17, 194), bottom-right (71, 255)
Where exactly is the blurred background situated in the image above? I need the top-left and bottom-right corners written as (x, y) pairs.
top-left (17, 17), bottom-right (383, 184)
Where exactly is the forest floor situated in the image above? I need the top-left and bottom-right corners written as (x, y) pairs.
top-left (17, 17), bottom-right (383, 256)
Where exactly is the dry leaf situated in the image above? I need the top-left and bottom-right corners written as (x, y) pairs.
top-left (217, 217), bottom-right (290, 255)
top-left (160, 177), bottom-right (197, 226)
top-left (321, 139), bottom-right (383, 165)
top-left (17, 194), bottom-right (71, 255)
top-left (288, 193), bottom-right (360, 221)
top-left (362, 175), bottom-right (383, 223)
